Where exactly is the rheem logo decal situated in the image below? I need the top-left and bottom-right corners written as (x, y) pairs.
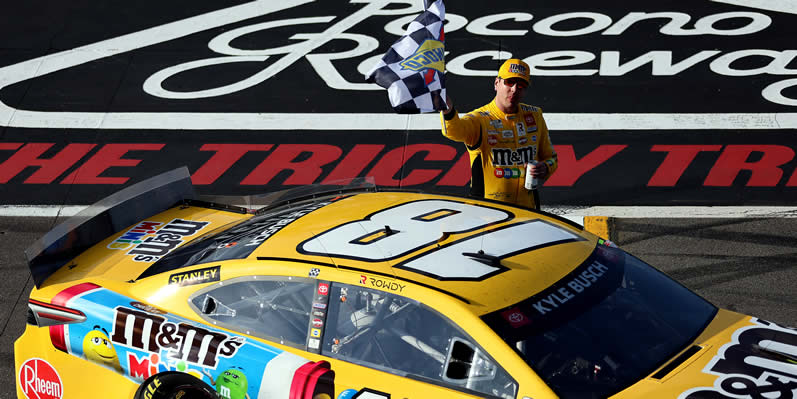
top-left (19, 358), bottom-right (63, 399)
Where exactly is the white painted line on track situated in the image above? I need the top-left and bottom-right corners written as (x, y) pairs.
top-left (5, 111), bottom-right (797, 131)
top-left (0, 206), bottom-right (90, 217)
top-left (4, 205), bottom-right (797, 218)
top-left (711, 0), bottom-right (797, 15)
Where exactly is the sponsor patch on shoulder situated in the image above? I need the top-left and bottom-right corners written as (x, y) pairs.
top-left (520, 104), bottom-right (540, 112)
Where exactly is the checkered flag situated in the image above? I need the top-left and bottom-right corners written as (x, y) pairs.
top-left (365, 0), bottom-right (447, 114)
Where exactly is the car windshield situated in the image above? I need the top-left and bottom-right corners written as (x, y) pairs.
top-left (481, 244), bottom-right (717, 399)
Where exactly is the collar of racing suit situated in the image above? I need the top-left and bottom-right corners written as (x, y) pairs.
top-left (486, 99), bottom-right (520, 120)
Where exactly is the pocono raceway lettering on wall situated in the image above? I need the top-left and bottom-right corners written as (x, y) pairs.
top-left (1, 0), bottom-right (796, 130)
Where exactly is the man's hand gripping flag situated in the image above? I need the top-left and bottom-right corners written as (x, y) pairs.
top-left (365, 0), bottom-right (447, 114)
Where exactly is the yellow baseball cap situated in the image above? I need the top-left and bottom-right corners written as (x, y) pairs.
top-left (498, 59), bottom-right (530, 84)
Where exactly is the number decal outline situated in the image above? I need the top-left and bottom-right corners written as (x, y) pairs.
top-left (395, 219), bottom-right (586, 281)
top-left (296, 199), bottom-right (514, 262)
top-left (297, 199), bottom-right (586, 281)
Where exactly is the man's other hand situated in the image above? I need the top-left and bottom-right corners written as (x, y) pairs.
top-left (529, 162), bottom-right (549, 179)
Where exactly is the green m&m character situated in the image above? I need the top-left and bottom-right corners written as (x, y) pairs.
top-left (203, 367), bottom-right (249, 399)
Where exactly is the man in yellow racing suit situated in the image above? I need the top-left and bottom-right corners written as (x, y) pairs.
top-left (441, 58), bottom-right (557, 210)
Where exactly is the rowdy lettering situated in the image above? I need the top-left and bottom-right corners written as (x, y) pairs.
top-left (361, 276), bottom-right (406, 293)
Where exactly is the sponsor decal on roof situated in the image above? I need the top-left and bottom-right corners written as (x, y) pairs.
top-left (109, 219), bottom-right (210, 262)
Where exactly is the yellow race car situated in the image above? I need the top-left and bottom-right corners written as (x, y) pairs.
top-left (15, 168), bottom-right (797, 399)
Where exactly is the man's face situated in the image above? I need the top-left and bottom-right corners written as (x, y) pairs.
top-left (494, 77), bottom-right (528, 113)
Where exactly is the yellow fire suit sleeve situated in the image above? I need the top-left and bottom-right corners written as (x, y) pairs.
top-left (440, 110), bottom-right (482, 149)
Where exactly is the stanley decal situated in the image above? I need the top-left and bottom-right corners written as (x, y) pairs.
top-left (169, 266), bottom-right (221, 286)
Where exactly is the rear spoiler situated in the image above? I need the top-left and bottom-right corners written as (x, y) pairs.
top-left (24, 167), bottom-right (196, 288)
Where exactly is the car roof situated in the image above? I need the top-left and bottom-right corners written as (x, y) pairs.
top-left (40, 189), bottom-right (598, 317)
top-left (236, 191), bottom-right (598, 315)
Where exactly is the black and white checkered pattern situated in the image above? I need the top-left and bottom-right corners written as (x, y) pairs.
top-left (365, 0), bottom-right (446, 114)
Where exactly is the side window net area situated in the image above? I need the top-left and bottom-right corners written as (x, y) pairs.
top-left (322, 283), bottom-right (517, 399)
top-left (190, 277), bottom-right (314, 348)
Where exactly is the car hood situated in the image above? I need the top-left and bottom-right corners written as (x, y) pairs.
top-left (613, 309), bottom-right (797, 398)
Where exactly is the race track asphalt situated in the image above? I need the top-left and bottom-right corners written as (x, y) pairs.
top-left (0, 216), bottom-right (795, 398)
